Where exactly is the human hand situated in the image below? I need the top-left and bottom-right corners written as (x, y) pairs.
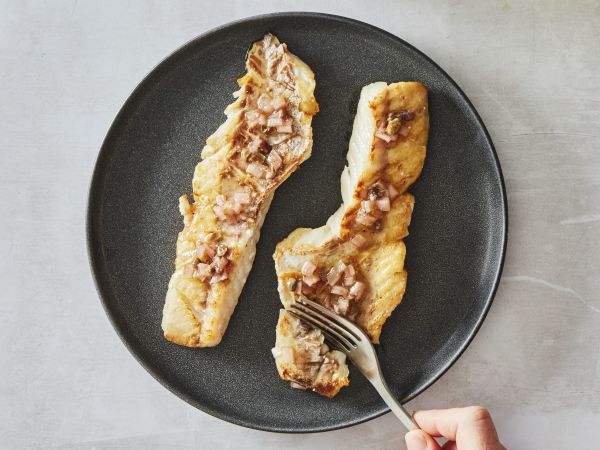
top-left (404, 407), bottom-right (506, 450)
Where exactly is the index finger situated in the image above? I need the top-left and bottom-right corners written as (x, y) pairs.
top-left (413, 406), bottom-right (497, 441)
top-left (413, 408), bottom-right (463, 438)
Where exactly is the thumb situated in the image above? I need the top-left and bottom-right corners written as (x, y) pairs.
top-left (405, 430), bottom-right (442, 450)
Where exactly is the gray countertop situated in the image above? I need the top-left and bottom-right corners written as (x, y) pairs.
top-left (1, 1), bottom-right (599, 448)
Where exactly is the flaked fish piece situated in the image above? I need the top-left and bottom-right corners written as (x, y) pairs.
top-left (162, 34), bottom-right (318, 347)
top-left (273, 81), bottom-right (428, 396)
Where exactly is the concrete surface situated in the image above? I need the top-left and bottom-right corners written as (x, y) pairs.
top-left (1, 0), bottom-right (599, 448)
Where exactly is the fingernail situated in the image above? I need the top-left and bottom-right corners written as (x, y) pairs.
top-left (405, 430), bottom-right (427, 450)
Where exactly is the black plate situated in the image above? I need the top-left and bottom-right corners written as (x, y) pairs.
top-left (87, 13), bottom-right (507, 432)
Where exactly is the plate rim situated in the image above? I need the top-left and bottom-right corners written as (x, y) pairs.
top-left (86, 11), bottom-right (508, 433)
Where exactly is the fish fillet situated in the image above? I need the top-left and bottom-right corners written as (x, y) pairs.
top-left (162, 34), bottom-right (319, 347)
top-left (272, 81), bottom-right (428, 396)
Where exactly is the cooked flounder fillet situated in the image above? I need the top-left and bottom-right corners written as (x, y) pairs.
top-left (162, 34), bottom-right (318, 347)
top-left (272, 81), bottom-right (428, 396)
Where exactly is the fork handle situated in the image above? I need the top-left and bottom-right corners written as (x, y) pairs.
top-left (368, 377), bottom-right (418, 431)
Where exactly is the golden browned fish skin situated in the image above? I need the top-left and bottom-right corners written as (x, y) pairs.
top-left (162, 34), bottom-right (318, 348)
top-left (273, 81), bottom-right (428, 396)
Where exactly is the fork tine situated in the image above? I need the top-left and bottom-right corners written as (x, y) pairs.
top-left (288, 305), bottom-right (355, 349)
top-left (287, 310), bottom-right (351, 352)
top-left (320, 330), bottom-right (352, 353)
top-left (288, 305), bottom-right (356, 351)
top-left (287, 309), bottom-right (350, 351)
top-left (294, 298), bottom-right (362, 342)
top-left (299, 297), bottom-right (365, 341)
top-left (291, 302), bottom-right (357, 345)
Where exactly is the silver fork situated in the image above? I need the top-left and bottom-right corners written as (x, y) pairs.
top-left (288, 297), bottom-right (418, 431)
